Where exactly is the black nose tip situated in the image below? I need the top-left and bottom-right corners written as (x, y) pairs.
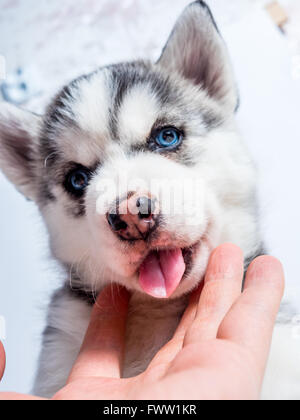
top-left (136, 197), bottom-right (154, 219)
top-left (107, 213), bottom-right (128, 232)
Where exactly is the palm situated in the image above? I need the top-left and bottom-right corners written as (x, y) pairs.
top-left (0, 244), bottom-right (284, 401)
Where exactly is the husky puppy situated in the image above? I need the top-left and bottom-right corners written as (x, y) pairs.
top-left (0, 1), bottom-right (298, 399)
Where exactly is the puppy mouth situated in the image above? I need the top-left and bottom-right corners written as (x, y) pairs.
top-left (138, 242), bottom-right (200, 299)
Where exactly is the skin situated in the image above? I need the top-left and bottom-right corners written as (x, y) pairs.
top-left (0, 243), bottom-right (284, 400)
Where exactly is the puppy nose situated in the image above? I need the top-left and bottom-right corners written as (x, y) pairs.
top-left (136, 196), bottom-right (154, 219)
top-left (107, 193), bottom-right (159, 241)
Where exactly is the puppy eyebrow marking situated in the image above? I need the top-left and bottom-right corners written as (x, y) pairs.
top-left (72, 70), bottom-right (110, 137)
top-left (108, 62), bottom-right (174, 139)
top-left (41, 70), bottom-right (109, 165)
top-left (117, 85), bottom-right (160, 144)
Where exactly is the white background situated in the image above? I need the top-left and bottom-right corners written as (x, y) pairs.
top-left (0, 0), bottom-right (300, 394)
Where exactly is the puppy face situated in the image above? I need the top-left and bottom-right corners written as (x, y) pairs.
top-left (0, 2), bottom-right (259, 299)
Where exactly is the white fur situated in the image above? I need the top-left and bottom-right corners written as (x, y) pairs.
top-left (73, 70), bottom-right (110, 138)
top-left (118, 85), bottom-right (160, 144)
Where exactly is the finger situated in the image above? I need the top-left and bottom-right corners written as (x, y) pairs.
top-left (0, 341), bottom-right (5, 381)
top-left (148, 284), bottom-right (202, 374)
top-left (68, 285), bottom-right (130, 382)
top-left (174, 282), bottom-right (204, 340)
top-left (218, 256), bottom-right (284, 376)
top-left (184, 243), bottom-right (244, 345)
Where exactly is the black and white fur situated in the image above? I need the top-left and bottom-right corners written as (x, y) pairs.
top-left (0, 1), bottom-right (298, 399)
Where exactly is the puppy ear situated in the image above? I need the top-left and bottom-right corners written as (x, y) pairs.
top-left (0, 102), bottom-right (42, 200)
top-left (157, 1), bottom-right (238, 112)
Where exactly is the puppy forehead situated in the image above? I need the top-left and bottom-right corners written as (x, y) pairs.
top-left (73, 62), bottom-right (166, 139)
top-left (118, 84), bottom-right (160, 144)
top-left (47, 63), bottom-right (169, 153)
top-left (73, 69), bottom-right (111, 137)
top-left (42, 61), bottom-right (217, 168)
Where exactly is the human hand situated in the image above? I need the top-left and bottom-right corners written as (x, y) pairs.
top-left (0, 243), bottom-right (284, 400)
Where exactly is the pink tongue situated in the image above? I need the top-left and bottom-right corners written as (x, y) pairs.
top-left (139, 249), bottom-right (186, 298)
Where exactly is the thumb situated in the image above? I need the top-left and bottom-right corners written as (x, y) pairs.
top-left (68, 284), bottom-right (130, 382)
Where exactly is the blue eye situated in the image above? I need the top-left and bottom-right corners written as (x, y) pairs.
top-left (66, 168), bottom-right (90, 196)
top-left (155, 127), bottom-right (182, 149)
top-left (70, 170), bottom-right (89, 190)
